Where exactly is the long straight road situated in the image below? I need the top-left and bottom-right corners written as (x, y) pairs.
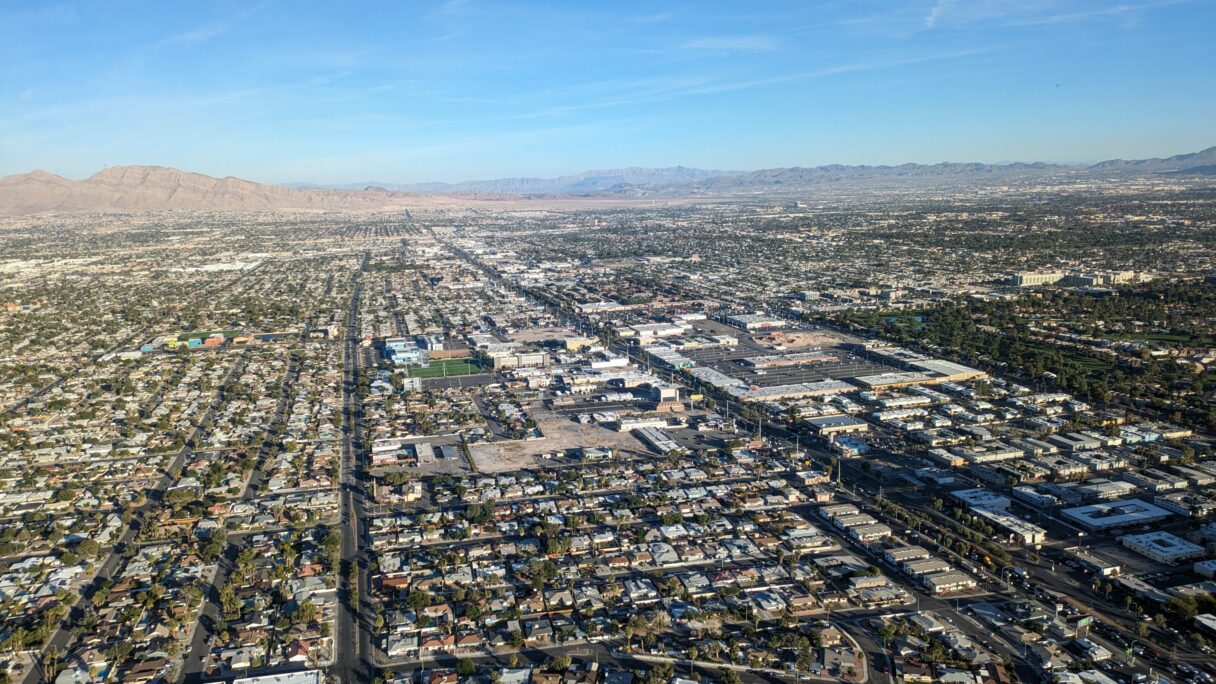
top-left (334, 252), bottom-right (377, 683)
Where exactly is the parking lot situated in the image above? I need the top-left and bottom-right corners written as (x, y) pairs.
top-left (682, 344), bottom-right (898, 388)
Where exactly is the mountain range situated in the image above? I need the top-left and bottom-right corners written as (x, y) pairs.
top-left (1, 146), bottom-right (1213, 215)
top-left (290, 166), bottom-right (744, 195)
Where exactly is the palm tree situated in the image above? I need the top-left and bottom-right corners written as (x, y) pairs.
top-left (42, 646), bottom-right (61, 680)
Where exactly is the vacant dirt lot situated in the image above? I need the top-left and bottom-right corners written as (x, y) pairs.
top-left (468, 402), bottom-right (651, 472)
top-left (752, 331), bottom-right (841, 349)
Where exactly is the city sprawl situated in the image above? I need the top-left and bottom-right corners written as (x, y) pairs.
top-left (4, 174), bottom-right (1216, 684)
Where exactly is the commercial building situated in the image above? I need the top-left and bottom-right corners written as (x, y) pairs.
top-left (971, 506), bottom-right (1047, 545)
top-left (1155, 491), bottom-right (1216, 518)
top-left (1047, 432), bottom-right (1103, 452)
top-left (488, 351), bottom-right (549, 370)
top-left (723, 313), bottom-right (785, 332)
top-left (1121, 532), bottom-right (1206, 564)
top-left (849, 523), bottom-right (893, 543)
top-left (1010, 271), bottom-right (1065, 287)
top-left (904, 558), bottom-right (953, 576)
top-left (923, 571), bottom-right (978, 595)
top-left (1063, 547), bottom-right (1122, 577)
top-left (735, 380), bottom-right (854, 401)
top-left (852, 372), bottom-right (937, 390)
top-left (907, 359), bottom-right (987, 383)
top-left (805, 414), bottom-right (869, 436)
top-left (1061, 499), bottom-right (1173, 531)
top-left (1193, 558), bottom-right (1216, 579)
top-left (885, 545), bottom-right (932, 565)
top-left (744, 352), bottom-right (838, 369)
top-left (818, 503), bottom-right (860, 520)
top-left (952, 488), bottom-right (1011, 511)
top-left (633, 427), bottom-right (681, 454)
top-left (618, 322), bottom-right (687, 339)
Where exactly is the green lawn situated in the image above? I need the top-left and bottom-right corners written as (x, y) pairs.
top-left (407, 359), bottom-right (483, 378)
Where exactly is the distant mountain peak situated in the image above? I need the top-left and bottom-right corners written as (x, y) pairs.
top-left (0, 164), bottom-right (411, 214)
top-left (2, 146), bottom-right (1212, 214)
top-left (1088, 145), bottom-right (1216, 171)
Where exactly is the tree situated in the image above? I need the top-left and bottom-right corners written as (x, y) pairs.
top-left (457, 658), bottom-right (477, 676)
top-left (548, 655), bottom-right (572, 672)
top-left (294, 599), bottom-right (318, 625)
top-left (647, 663), bottom-right (674, 684)
top-left (219, 583), bottom-right (240, 618)
top-left (1166, 595), bottom-right (1199, 622)
top-left (407, 590), bottom-right (434, 611)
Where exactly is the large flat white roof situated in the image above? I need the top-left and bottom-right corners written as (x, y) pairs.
top-left (1062, 498), bottom-right (1172, 529)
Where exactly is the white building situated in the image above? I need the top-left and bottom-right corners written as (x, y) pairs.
top-left (1121, 531), bottom-right (1206, 564)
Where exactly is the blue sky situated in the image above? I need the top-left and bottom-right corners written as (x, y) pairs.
top-left (2, 0), bottom-right (1214, 184)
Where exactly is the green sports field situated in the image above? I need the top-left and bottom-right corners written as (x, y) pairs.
top-left (407, 358), bottom-right (483, 378)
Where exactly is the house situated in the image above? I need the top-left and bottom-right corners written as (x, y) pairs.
top-left (818, 625), bottom-right (845, 647)
top-left (900, 661), bottom-right (934, 683)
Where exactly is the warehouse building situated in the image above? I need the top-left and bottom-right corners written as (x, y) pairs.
top-left (885, 545), bottom-right (932, 565)
top-left (904, 558), bottom-right (953, 576)
top-left (849, 523), bottom-right (893, 543)
top-left (633, 427), bottom-right (681, 454)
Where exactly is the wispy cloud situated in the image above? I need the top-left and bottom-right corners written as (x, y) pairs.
top-left (681, 35), bottom-right (780, 53)
top-left (154, 22), bottom-right (230, 48)
top-left (513, 47), bottom-right (993, 120)
top-left (426, 0), bottom-right (475, 41)
top-left (151, 0), bottom-right (273, 49)
top-left (1004, 0), bottom-right (1193, 27)
top-left (925, 0), bottom-right (952, 28)
top-left (925, 0), bottom-right (1189, 29)
top-left (680, 48), bottom-right (995, 96)
top-left (633, 11), bottom-right (674, 24)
